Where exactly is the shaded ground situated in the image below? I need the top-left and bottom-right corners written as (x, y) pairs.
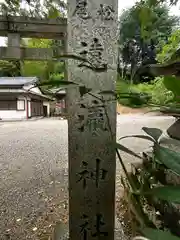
top-left (0, 119), bottom-right (68, 240)
top-left (117, 103), bottom-right (149, 115)
top-left (0, 116), bottom-right (175, 239)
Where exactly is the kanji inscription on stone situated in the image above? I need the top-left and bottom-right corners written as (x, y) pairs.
top-left (92, 214), bottom-right (108, 237)
top-left (80, 213), bottom-right (108, 240)
top-left (80, 214), bottom-right (90, 240)
top-left (77, 161), bottom-right (90, 189)
top-left (79, 38), bottom-right (107, 70)
top-left (97, 4), bottom-right (115, 20)
top-left (76, 159), bottom-right (108, 189)
top-left (76, 102), bottom-right (108, 135)
top-left (87, 107), bottom-right (108, 135)
top-left (73, 0), bottom-right (91, 19)
top-left (94, 158), bottom-right (108, 188)
top-left (67, 0), bottom-right (118, 239)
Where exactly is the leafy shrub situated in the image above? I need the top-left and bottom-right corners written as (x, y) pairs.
top-left (116, 77), bottom-right (174, 107)
top-left (117, 127), bottom-right (180, 240)
top-left (157, 30), bottom-right (180, 64)
top-left (133, 77), bottom-right (174, 105)
top-left (49, 73), bottom-right (64, 82)
top-left (116, 79), bottom-right (151, 107)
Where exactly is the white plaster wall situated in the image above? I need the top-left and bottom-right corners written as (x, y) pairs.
top-left (26, 96), bottom-right (31, 118)
top-left (43, 102), bottom-right (50, 116)
top-left (28, 100), bottom-right (31, 118)
top-left (0, 96), bottom-right (27, 120)
top-left (0, 110), bottom-right (26, 120)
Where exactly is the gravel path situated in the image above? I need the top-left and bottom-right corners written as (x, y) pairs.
top-left (0, 119), bottom-right (68, 240)
top-left (0, 116), bottom-right (175, 239)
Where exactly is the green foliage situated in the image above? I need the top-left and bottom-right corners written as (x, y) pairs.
top-left (117, 127), bottom-right (180, 239)
top-left (116, 79), bottom-right (151, 107)
top-left (154, 145), bottom-right (180, 175)
top-left (145, 30), bottom-right (180, 102)
top-left (142, 127), bottom-right (163, 141)
top-left (119, 2), bottom-right (177, 45)
top-left (134, 30), bottom-right (180, 103)
top-left (27, 38), bottom-right (52, 48)
top-left (21, 38), bottom-right (65, 87)
top-left (37, 79), bottom-right (76, 88)
top-left (49, 73), bottom-right (64, 82)
top-left (163, 76), bottom-right (180, 101)
top-left (0, 60), bottom-right (21, 77)
top-left (0, 0), bottom-right (66, 17)
top-left (142, 228), bottom-right (180, 240)
top-left (134, 77), bottom-right (174, 105)
top-left (22, 38), bottom-right (52, 79)
top-left (119, 0), bottom-right (178, 81)
top-left (147, 186), bottom-right (180, 203)
top-left (116, 77), bottom-right (174, 107)
top-left (116, 143), bottom-right (144, 160)
top-left (157, 30), bottom-right (180, 63)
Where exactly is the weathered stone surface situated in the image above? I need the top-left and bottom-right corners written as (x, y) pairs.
top-left (53, 217), bottom-right (127, 240)
top-left (67, 1), bottom-right (118, 240)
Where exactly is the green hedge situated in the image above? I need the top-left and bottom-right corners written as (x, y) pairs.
top-left (116, 77), bottom-right (174, 107)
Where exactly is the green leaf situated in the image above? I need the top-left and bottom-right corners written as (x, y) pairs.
top-left (142, 127), bottom-right (163, 141)
top-left (147, 186), bottom-right (180, 203)
top-left (116, 143), bottom-right (143, 160)
top-left (79, 86), bottom-right (92, 97)
top-left (142, 227), bottom-right (180, 240)
top-left (163, 76), bottom-right (180, 97)
top-left (98, 90), bottom-right (118, 99)
top-left (154, 145), bottom-right (180, 175)
top-left (160, 106), bottom-right (180, 116)
top-left (99, 90), bottom-right (116, 96)
top-left (128, 172), bottom-right (141, 190)
top-left (119, 135), bottom-right (155, 142)
top-left (37, 80), bottom-right (78, 88)
top-left (57, 54), bottom-right (107, 72)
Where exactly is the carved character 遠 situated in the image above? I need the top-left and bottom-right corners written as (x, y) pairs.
top-left (79, 38), bottom-right (107, 70)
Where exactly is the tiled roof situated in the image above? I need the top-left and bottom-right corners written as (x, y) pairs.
top-left (49, 88), bottom-right (66, 94)
top-left (0, 77), bottom-right (38, 86)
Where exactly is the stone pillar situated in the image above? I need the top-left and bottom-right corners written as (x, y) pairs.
top-left (62, 38), bottom-right (68, 115)
top-left (67, 1), bottom-right (118, 240)
top-left (7, 33), bottom-right (22, 75)
top-left (7, 33), bottom-right (21, 59)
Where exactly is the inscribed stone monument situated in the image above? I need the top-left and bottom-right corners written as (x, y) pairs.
top-left (67, 1), bottom-right (118, 240)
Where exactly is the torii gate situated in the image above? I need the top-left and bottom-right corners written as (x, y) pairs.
top-left (0, 15), bottom-right (67, 60)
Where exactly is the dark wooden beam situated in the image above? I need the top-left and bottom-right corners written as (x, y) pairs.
top-left (0, 47), bottom-right (65, 60)
top-left (0, 15), bottom-right (67, 39)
